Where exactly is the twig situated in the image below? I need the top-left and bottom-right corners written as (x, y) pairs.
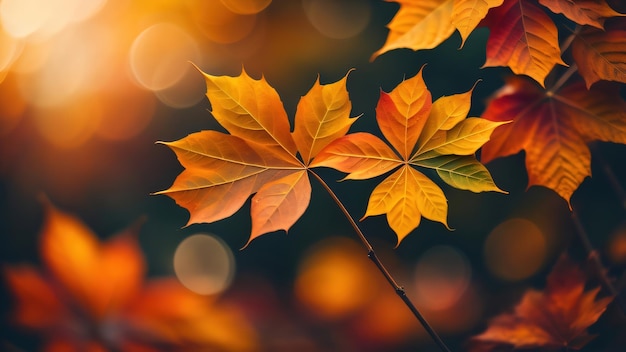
top-left (590, 144), bottom-right (626, 212)
top-left (547, 63), bottom-right (578, 95)
top-left (308, 170), bottom-right (451, 352)
top-left (571, 209), bottom-right (625, 312)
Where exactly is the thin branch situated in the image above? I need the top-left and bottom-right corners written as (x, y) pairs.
top-left (308, 169), bottom-right (451, 352)
top-left (571, 209), bottom-right (625, 313)
top-left (547, 63), bottom-right (578, 95)
top-left (590, 144), bottom-right (626, 212)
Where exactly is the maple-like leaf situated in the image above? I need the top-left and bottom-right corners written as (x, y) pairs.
top-left (481, 76), bottom-right (626, 206)
top-left (482, 0), bottom-right (567, 86)
top-left (4, 200), bottom-right (257, 351)
top-left (452, 0), bottom-right (504, 46)
top-left (157, 68), bottom-right (355, 245)
top-left (371, 0), bottom-right (457, 60)
top-left (312, 69), bottom-right (506, 245)
top-left (469, 254), bottom-right (613, 351)
top-left (572, 18), bottom-right (626, 88)
top-left (539, 0), bottom-right (624, 28)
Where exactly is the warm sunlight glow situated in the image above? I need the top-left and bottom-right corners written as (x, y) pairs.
top-left (484, 218), bottom-right (547, 281)
top-left (413, 246), bottom-right (472, 311)
top-left (302, 0), bottom-right (371, 39)
top-left (33, 98), bottom-right (102, 149)
top-left (295, 237), bottom-right (378, 319)
top-left (173, 234), bottom-right (235, 296)
top-left (220, 0), bottom-right (272, 15)
top-left (0, 0), bottom-right (107, 39)
top-left (129, 23), bottom-right (201, 91)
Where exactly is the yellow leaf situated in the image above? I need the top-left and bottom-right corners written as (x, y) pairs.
top-left (201, 68), bottom-right (298, 157)
top-left (452, 0), bottom-right (504, 46)
top-left (316, 71), bottom-right (501, 244)
top-left (160, 69), bottom-right (355, 245)
top-left (293, 71), bottom-right (356, 164)
top-left (372, 0), bottom-right (456, 59)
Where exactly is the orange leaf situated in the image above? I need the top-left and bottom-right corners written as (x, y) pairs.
top-left (371, 0), bottom-right (456, 59)
top-left (539, 0), bottom-right (624, 28)
top-left (452, 0), bottom-right (504, 46)
top-left (39, 201), bottom-right (144, 320)
top-left (572, 18), bottom-right (626, 88)
top-left (311, 132), bottom-right (402, 180)
top-left (159, 69), bottom-right (355, 244)
top-left (481, 76), bottom-right (626, 206)
top-left (469, 254), bottom-right (613, 351)
top-left (483, 0), bottom-right (566, 86)
top-left (314, 71), bottom-right (502, 244)
top-left (377, 67), bottom-right (431, 159)
top-left (250, 170), bottom-right (311, 244)
top-left (4, 201), bottom-right (258, 351)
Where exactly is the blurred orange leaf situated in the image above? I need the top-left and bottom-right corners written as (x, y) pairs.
top-left (3, 201), bottom-right (257, 351)
top-left (157, 68), bottom-right (355, 245)
top-left (312, 68), bottom-right (505, 244)
top-left (469, 254), bottom-right (613, 351)
top-left (481, 76), bottom-right (626, 206)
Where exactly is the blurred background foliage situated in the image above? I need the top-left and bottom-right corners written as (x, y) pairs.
top-left (1, 0), bottom-right (625, 350)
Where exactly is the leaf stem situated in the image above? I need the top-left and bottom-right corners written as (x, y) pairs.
top-left (308, 169), bottom-right (451, 352)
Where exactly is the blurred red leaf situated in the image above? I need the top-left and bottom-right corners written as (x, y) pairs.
top-left (469, 254), bottom-right (613, 351)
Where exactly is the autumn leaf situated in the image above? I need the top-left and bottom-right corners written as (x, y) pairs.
top-left (481, 75), bottom-right (626, 206)
top-left (157, 68), bottom-right (355, 245)
top-left (572, 18), bottom-right (626, 88)
top-left (3, 200), bottom-right (257, 351)
top-left (482, 0), bottom-right (566, 86)
top-left (312, 68), bottom-right (506, 245)
top-left (371, 0), bottom-right (457, 60)
top-left (539, 0), bottom-right (624, 28)
top-left (469, 254), bottom-right (613, 351)
top-left (452, 0), bottom-right (504, 46)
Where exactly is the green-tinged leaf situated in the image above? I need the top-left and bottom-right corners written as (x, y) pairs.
top-left (412, 153), bottom-right (506, 193)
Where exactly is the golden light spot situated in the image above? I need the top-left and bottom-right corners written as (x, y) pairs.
top-left (129, 23), bottom-right (200, 91)
top-left (154, 65), bottom-right (206, 109)
top-left (607, 224), bottom-right (626, 264)
top-left (220, 0), bottom-right (272, 15)
top-left (413, 246), bottom-right (471, 311)
top-left (32, 96), bottom-right (102, 149)
top-left (302, 0), bottom-right (371, 39)
top-left (173, 234), bottom-right (235, 295)
top-left (95, 87), bottom-right (156, 141)
top-left (295, 237), bottom-right (378, 320)
top-left (484, 218), bottom-right (547, 281)
top-left (0, 75), bottom-right (26, 135)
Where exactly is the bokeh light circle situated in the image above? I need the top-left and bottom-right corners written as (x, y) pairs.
top-left (173, 233), bottom-right (235, 296)
top-left (129, 23), bottom-right (200, 91)
top-left (295, 237), bottom-right (378, 319)
top-left (220, 0), bottom-right (272, 15)
top-left (302, 0), bottom-right (371, 39)
top-left (413, 246), bottom-right (471, 311)
top-left (484, 218), bottom-right (547, 281)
